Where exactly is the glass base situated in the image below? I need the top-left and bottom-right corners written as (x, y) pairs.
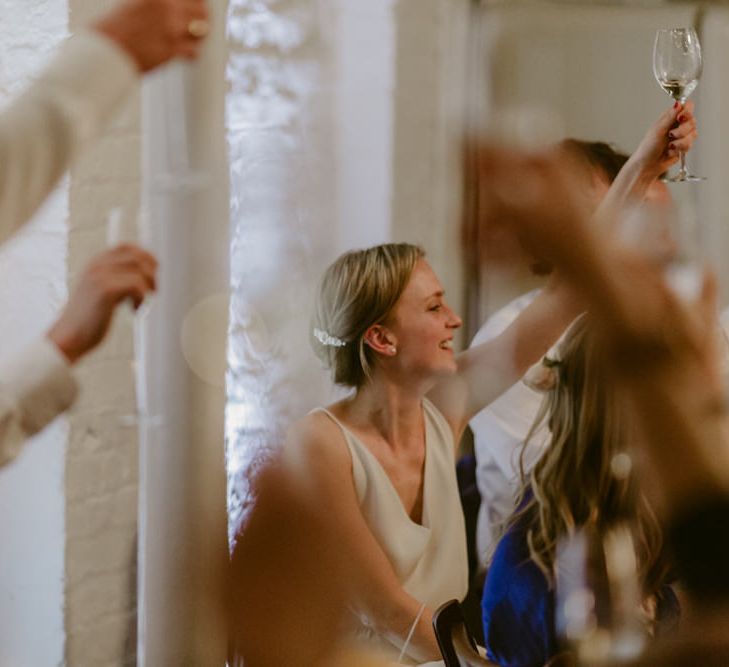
top-left (663, 173), bottom-right (706, 183)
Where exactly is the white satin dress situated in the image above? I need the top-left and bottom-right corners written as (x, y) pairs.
top-left (315, 398), bottom-right (468, 665)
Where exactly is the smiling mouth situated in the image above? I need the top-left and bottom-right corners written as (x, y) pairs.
top-left (439, 340), bottom-right (453, 351)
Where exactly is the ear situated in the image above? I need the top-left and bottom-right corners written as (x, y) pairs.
top-left (363, 324), bottom-right (397, 356)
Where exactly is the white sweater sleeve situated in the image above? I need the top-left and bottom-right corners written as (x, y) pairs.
top-left (0, 339), bottom-right (78, 467)
top-left (0, 30), bottom-right (137, 245)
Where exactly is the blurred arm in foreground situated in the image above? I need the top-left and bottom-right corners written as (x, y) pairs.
top-left (0, 0), bottom-right (209, 243)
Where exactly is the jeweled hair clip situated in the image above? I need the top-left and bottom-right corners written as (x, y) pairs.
top-left (313, 327), bottom-right (347, 348)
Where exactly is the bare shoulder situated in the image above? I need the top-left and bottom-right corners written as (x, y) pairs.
top-left (285, 409), bottom-right (351, 470)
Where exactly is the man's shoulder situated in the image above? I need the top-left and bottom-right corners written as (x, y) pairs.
top-left (470, 289), bottom-right (542, 347)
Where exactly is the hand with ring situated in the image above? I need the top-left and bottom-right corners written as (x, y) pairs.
top-left (94, 0), bottom-right (210, 73)
top-left (187, 18), bottom-right (209, 39)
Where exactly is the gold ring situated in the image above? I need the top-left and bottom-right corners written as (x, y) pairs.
top-left (187, 19), bottom-right (209, 39)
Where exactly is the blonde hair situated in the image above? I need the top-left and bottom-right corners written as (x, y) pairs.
top-left (312, 243), bottom-right (425, 388)
top-left (511, 317), bottom-right (670, 597)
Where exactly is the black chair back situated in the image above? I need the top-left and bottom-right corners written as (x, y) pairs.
top-left (432, 599), bottom-right (492, 666)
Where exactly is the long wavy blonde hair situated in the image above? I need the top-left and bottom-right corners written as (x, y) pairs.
top-left (510, 316), bottom-right (671, 597)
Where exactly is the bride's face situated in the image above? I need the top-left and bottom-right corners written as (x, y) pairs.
top-left (384, 259), bottom-right (462, 380)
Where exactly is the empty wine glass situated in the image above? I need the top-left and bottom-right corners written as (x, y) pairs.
top-left (106, 207), bottom-right (164, 428)
top-left (653, 27), bottom-right (704, 182)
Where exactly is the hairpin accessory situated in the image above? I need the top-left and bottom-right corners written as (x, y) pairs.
top-left (523, 315), bottom-right (584, 392)
top-left (313, 327), bottom-right (347, 348)
top-left (523, 355), bottom-right (562, 392)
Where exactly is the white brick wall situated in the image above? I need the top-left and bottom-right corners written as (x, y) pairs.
top-left (0, 1), bottom-right (68, 665)
top-left (65, 1), bottom-right (141, 663)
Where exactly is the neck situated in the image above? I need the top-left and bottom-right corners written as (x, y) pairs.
top-left (346, 375), bottom-right (428, 446)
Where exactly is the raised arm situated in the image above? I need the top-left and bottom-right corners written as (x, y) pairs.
top-left (428, 105), bottom-right (698, 442)
top-left (0, 0), bottom-right (208, 245)
top-left (473, 144), bottom-right (729, 519)
top-left (429, 276), bottom-right (580, 441)
top-left (596, 102), bottom-right (697, 224)
top-left (0, 243), bottom-right (157, 467)
top-left (283, 415), bottom-right (442, 663)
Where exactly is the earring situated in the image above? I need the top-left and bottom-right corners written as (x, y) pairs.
top-left (389, 346), bottom-right (397, 355)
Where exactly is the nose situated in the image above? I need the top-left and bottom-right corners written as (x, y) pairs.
top-left (446, 304), bottom-right (462, 329)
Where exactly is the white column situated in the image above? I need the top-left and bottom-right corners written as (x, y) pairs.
top-left (137, 2), bottom-right (229, 664)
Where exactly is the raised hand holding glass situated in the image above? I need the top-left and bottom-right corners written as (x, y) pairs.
top-left (653, 28), bottom-right (704, 182)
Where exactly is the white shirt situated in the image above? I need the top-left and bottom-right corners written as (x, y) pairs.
top-left (0, 30), bottom-right (136, 245)
top-left (469, 290), bottom-right (550, 567)
top-left (0, 339), bottom-right (78, 466)
top-left (0, 30), bottom-right (137, 465)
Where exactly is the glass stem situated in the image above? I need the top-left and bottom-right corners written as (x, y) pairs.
top-left (677, 96), bottom-right (688, 179)
top-left (679, 150), bottom-right (688, 179)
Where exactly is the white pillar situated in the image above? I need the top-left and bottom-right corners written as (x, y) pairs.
top-left (137, 2), bottom-right (229, 664)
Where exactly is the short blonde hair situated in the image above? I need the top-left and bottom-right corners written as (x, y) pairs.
top-left (311, 243), bottom-right (425, 388)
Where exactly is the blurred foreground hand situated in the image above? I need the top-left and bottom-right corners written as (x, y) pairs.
top-left (94, 0), bottom-right (210, 72)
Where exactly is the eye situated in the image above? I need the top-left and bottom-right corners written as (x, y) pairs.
top-left (428, 304), bottom-right (442, 312)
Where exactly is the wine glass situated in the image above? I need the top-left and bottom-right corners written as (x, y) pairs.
top-left (106, 207), bottom-right (164, 429)
top-left (653, 27), bottom-right (704, 182)
top-left (555, 523), bottom-right (646, 666)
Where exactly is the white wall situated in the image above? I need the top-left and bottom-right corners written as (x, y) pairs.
top-left (472, 2), bottom-right (729, 322)
top-left (0, 2), bottom-right (68, 665)
top-left (333, 0), bottom-right (395, 252)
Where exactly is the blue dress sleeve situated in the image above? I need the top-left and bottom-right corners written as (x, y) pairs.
top-left (481, 522), bottom-right (557, 667)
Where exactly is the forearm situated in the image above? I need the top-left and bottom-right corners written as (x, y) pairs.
top-left (362, 593), bottom-right (440, 662)
top-left (474, 280), bottom-right (580, 398)
top-left (435, 279), bottom-right (581, 432)
top-left (0, 31), bottom-right (136, 244)
top-left (508, 279), bottom-right (581, 374)
top-left (533, 210), bottom-right (641, 345)
top-left (596, 157), bottom-right (658, 229)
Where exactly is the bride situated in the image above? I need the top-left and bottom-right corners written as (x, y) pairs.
top-left (282, 102), bottom-right (696, 665)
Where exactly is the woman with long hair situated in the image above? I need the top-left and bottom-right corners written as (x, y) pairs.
top-left (481, 316), bottom-right (679, 667)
